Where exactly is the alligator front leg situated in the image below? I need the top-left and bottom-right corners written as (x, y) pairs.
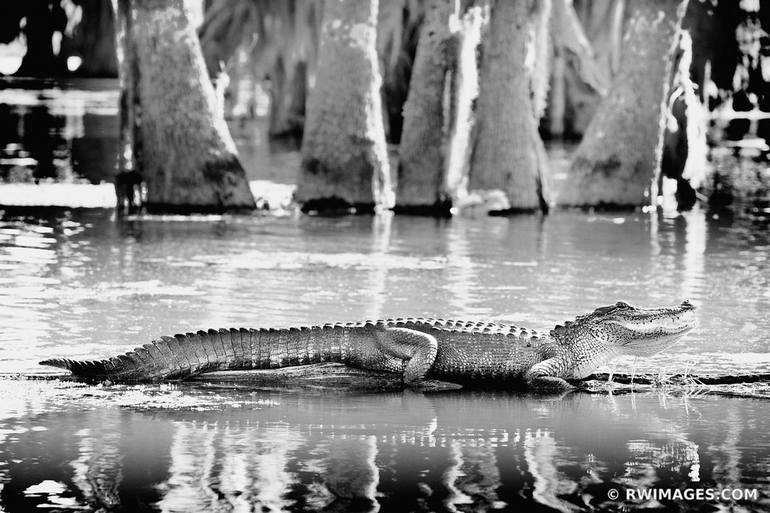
top-left (524, 358), bottom-right (575, 393)
top-left (376, 328), bottom-right (438, 386)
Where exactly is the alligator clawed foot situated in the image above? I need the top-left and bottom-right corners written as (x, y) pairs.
top-left (526, 376), bottom-right (576, 395)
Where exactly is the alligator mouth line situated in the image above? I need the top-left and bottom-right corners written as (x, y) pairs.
top-left (619, 326), bottom-right (695, 356)
top-left (614, 322), bottom-right (696, 338)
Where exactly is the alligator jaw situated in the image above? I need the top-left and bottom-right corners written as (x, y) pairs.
top-left (606, 300), bottom-right (697, 357)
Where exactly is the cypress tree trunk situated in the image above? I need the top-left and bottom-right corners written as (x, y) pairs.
top-left (396, 0), bottom-right (457, 214)
top-left (544, 0), bottom-right (609, 139)
top-left (296, 0), bottom-right (393, 213)
top-left (469, 0), bottom-right (550, 213)
top-left (268, 58), bottom-right (307, 139)
top-left (117, 0), bottom-right (255, 213)
top-left (530, 0), bottom-right (553, 121)
top-left (562, 0), bottom-right (688, 207)
top-left (444, 7), bottom-right (484, 207)
top-left (573, 0), bottom-right (625, 87)
top-left (113, 0), bottom-right (142, 214)
top-left (377, 0), bottom-right (422, 144)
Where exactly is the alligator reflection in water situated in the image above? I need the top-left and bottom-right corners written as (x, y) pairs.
top-left (0, 388), bottom-right (767, 512)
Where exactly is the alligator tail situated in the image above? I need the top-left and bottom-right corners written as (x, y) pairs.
top-left (39, 325), bottom-right (349, 382)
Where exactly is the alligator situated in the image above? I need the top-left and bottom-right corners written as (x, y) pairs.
top-left (40, 300), bottom-right (696, 391)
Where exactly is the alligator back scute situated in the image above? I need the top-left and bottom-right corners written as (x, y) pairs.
top-left (185, 332), bottom-right (207, 371)
top-left (218, 328), bottom-right (233, 365)
top-left (159, 335), bottom-right (192, 376)
top-left (39, 317), bottom-right (557, 382)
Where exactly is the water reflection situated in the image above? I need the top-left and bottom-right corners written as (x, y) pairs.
top-left (0, 384), bottom-right (767, 512)
top-left (0, 84), bottom-right (119, 184)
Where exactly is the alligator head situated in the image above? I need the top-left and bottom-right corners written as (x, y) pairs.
top-left (550, 300), bottom-right (697, 379)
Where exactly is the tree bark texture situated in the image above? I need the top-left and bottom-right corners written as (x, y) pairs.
top-left (573, 0), bottom-right (625, 86)
top-left (567, 0), bottom-right (625, 136)
top-left (297, 0), bottom-right (393, 212)
top-left (444, 7), bottom-right (484, 206)
top-left (113, 0), bottom-right (142, 214)
top-left (530, 0), bottom-right (553, 121)
top-left (544, 0), bottom-right (608, 138)
top-left (469, 0), bottom-right (550, 212)
top-left (562, 0), bottom-right (688, 207)
top-left (119, 0), bottom-right (255, 213)
top-left (377, 0), bottom-right (422, 144)
top-left (395, 0), bottom-right (457, 213)
top-left (268, 57), bottom-right (307, 138)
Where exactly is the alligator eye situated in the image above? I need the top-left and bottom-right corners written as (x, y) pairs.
top-left (615, 301), bottom-right (631, 308)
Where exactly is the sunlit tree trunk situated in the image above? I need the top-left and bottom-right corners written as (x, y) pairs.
top-left (660, 31), bottom-right (708, 209)
top-left (296, 0), bottom-right (392, 212)
top-left (530, 0), bottom-right (553, 121)
top-left (444, 7), bottom-right (483, 207)
top-left (396, 0), bottom-right (457, 213)
top-left (114, 0), bottom-right (255, 213)
top-left (562, 0), bottom-right (688, 207)
top-left (469, 0), bottom-right (550, 213)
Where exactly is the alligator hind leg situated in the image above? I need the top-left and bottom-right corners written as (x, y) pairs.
top-left (376, 328), bottom-right (438, 385)
top-left (525, 359), bottom-right (575, 393)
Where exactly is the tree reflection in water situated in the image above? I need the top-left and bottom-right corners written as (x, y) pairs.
top-left (0, 384), bottom-right (767, 512)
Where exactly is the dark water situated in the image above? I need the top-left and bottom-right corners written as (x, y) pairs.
top-left (0, 81), bottom-right (769, 512)
top-left (0, 381), bottom-right (768, 512)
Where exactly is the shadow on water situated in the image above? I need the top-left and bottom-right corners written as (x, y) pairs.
top-left (0, 381), bottom-right (768, 512)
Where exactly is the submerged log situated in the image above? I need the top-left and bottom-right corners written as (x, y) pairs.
top-left (190, 363), bottom-right (462, 392)
top-left (581, 372), bottom-right (770, 399)
top-left (583, 372), bottom-right (770, 386)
